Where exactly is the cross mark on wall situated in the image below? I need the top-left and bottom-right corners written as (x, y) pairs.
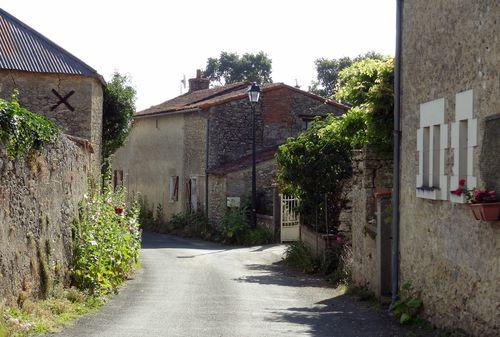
top-left (51, 89), bottom-right (75, 111)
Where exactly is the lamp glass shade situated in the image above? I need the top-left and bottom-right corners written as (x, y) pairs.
top-left (247, 83), bottom-right (261, 103)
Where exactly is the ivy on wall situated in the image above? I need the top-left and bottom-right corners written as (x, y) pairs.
top-left (0, 91), bottom-right (59, 159)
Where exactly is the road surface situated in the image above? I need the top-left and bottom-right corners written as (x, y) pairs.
top-left (50, 232), bottom-right (414, 337)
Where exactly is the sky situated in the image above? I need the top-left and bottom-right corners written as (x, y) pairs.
top-left (1, 0), bottom-right (396, 111)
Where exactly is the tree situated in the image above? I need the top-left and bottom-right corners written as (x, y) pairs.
top-left (203, 51), bottom-right (272, 85)
top-left (309, 51), bottom-right (385, 98)
top-left (335, 57), bottom-right (394, 155)
top-left (102, 72), bottom-right (136, 162)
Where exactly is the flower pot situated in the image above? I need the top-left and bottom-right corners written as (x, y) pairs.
top-left (469, 202), bottom-right (500, 221)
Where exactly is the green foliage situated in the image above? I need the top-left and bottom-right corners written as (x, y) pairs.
top-left (0, 92), bottom-right (59, 159)
top-left (72, 181), bottom-right (141, 295)
top-left (309, 51), bottom-right (385, 98)
top-left (283, 242), bottom-right (318, 274)
top-left (203, 51), bottom-right (272, 85)
top-left (102, 72), bottom-right (136, 161)
top-left (276, 114), bottom-right (354, 219)
top-left (162, 206), bottom-right (274, 246)
top-left (1, 288), bottom-right (103, 337)
top-left (167, 211), bottom-right (209, 237)
top-left (392, 282), bottom-right (424, 325)
top-left (283, 240), bottom-right (352, 288)
top-left (335, 57), bottom-right (394, 155)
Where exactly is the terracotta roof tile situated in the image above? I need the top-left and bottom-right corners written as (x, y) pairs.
top-left (135, 82), bottom-right (348, 118)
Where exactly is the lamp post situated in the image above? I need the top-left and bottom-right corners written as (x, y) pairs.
top-left (247, 82), bottom-right (261, 228)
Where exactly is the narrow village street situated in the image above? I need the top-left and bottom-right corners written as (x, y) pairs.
top-left (50, 233), bottom-right (413, 337)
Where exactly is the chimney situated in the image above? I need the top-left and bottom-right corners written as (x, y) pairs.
top-left (188, 69), bottom-right (210, 93)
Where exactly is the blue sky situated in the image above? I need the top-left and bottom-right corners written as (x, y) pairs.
top-left (2, 0), bottom-right (396, 110)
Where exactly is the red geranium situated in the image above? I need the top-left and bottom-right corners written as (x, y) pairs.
top-left (114, 207), bottom-right (124, 215)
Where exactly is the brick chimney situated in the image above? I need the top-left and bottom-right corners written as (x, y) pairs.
top-left (188, 69), bottom-right (210, 93)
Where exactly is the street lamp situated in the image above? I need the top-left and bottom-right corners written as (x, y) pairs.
top-left (247, 82), bottom-right (261, 228)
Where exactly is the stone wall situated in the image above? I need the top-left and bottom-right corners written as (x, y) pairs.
top-left (208, 159), bottom-right (276, 224)
top-left (208, 89), bottom-right (345, 169)
top-left (400, 1), bottom-right (499, 335)
top-left (0, 137), bottom-right (89, 302)
top-left (0, 70), bottom-right (103, 172)
top-left (349, 149), bottom-right (392, 296)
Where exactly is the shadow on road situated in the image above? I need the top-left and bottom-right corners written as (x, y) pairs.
top-left (236, 262), bottom-right (427, 337)
top-left (266, 296), bottom-right (409, 337)
top-left (233, 262), bottom-right (331, 288)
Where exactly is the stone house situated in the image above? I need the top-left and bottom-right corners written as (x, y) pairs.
top-left (112, 70), bottom-right (347, 222)
top-left (0, 8), bottom-right (104, 171)
top-left (397, 1), bottom-right (498, 336)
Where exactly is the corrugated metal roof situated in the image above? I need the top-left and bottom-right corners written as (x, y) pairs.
top-left (0, 8), bottom-right (103, 82)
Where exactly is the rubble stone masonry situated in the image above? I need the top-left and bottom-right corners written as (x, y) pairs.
top-left (400, 1), bottom-right (499, 335)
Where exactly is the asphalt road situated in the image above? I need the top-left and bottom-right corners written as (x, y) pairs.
top-left (50, 232), bottom-right (413, 337)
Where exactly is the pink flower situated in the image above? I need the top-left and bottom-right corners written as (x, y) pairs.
top-left (458, 179), bottom-right (466, 186)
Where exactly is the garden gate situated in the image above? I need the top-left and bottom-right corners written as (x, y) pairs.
top-left (280, 194), bottom-right (300, 242)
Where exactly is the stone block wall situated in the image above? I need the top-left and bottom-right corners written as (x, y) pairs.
top-left (0, 137), bottom-right (89, 302)
top-left (208, 159), bottom-right (276, 224)
top-left (349, 149), bottom-right (393, 295)
top-left (0, 70), bottom-right (103, 172)
top-left (208, 89), bottom-right (345, 170)
top-left (400, 1), bottom-right (499, 335)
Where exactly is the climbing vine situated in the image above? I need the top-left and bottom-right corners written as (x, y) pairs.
top-left (0, 92), bottom-right (59, 158)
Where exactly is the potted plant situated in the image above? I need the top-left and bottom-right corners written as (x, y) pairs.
top-left (451, 179), bottom-right (500, 221)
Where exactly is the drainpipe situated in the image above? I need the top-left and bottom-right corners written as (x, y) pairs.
top-left (205, 113), bottom-right (210, 216)
top-left (391, 0), bottom-right (403, 308)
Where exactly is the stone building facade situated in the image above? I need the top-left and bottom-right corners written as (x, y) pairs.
top-left (0, 8), bottom-right (104, 171)
top-left (113, 72), bottom-right (347, 222)
top-left (399, 1), bottom-right (498, 336)
top-left (0, 137), bottom-right (91, 302)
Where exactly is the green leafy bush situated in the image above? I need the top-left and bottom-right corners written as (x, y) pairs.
top-left (335, 57), bottom-right (394, 156)
top-left (283, 242), bottom-right (318, 274)
top-left (162, 206), bottom-right (274, 246)
top-left (72, 183), bottom-right (141, 294)
top-left (0, 92), bottom-right (59, 158)
top-left (392, 282), bottom-right (424, 325)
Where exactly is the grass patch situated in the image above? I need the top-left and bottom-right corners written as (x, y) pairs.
top-left (1, 287), bottom-right (103, 337)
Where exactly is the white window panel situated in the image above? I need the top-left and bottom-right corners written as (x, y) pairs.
top-left (450, 89), bottom-right (477, 204)
top-left (416, 97), bottom-right (448, 200)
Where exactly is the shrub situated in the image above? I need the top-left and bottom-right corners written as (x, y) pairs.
top-left (0, 92), bottom-right (59, 159)
top-left (391, 282), bottom-right (424, 325)
top-left (72, 182), bottom-right (141, 294)
top-left (283, 242), bottom-right (318, 274)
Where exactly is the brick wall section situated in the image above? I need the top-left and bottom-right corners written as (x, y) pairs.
top-left (0, 70), bottom-right (103, 172)
top-left (400, 2), bottom-right (498, 335)
top-left (349, 149), bottom-right (392, 295)
top-left (0, 137), bottom-right (89, 302)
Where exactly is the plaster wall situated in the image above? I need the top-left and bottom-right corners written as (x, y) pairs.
top-left (112, 112), bottom-right (207, 221)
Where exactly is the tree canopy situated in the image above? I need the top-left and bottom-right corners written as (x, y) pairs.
top-left (102, 72), bottom-right (136, 162)
top-left (203, 51), bottom-right (272, 85)
top-left (309, 51), bottom-right (385, 98)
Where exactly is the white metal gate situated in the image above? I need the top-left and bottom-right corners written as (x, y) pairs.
top-left (280, 194), bottom-right (300, 242)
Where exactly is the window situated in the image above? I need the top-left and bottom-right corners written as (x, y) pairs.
top-left (189, 177), bottom-right (198, 212)
top-left (450, 90), bottom-right (477, 203)
top-left (416, 98), bottom-right (448, 200)
top-left (169, 176), bottom-right (179, 202)
top-left (113, 170), bottom-right (123, 190)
